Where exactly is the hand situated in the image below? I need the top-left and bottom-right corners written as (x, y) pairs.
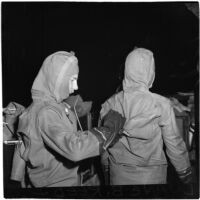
top-left (101, 109), bottom-right (126, 134)
top-left (178, 167), bottom-right (193, 184)
top-left (3, 102), bottom-right (25, 116)
top-left (90, 110), bottom-right (126, 151)
top-left (90, 127), bottom-right (120, 151)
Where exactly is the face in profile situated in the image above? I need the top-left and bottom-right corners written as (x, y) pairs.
top-left (69, 74), bottom-right (78, 94)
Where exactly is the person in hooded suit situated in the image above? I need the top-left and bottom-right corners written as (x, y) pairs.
top-left (100, 48), bottom-right (192, 185)
top-left (10, 51), bottom-right (125, 187)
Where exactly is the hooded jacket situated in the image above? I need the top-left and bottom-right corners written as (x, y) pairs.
top-left (100, 48), bottom-right (190, 185)
top-left (11, 51), bottom-right (100, 187)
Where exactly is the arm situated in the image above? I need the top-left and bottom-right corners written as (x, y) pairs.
top-left (10, 144), bottom-right (26, 182)
top-left (160, 103), bottom-right (191, 175)
top-left (38, 109), bottom-right (100, 162)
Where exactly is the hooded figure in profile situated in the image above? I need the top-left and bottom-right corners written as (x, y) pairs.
top-left (10, 51), bottom-right (125, 187)
top-left (100, 48), bottom-right (191, 185)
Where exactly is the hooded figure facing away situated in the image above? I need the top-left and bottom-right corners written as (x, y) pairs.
top-left (10, 51), bottom-right (125, 187)
top-left (100, 48), bottom-right (191, 185)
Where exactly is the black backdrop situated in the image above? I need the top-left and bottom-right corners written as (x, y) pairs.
top-left (2, 2), bottom-right (199, 110)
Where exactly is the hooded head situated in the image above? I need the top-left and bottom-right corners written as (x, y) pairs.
top-left (123, 48), bottom-right (155, 91)
top-left (31, 51), bottom-right (79, 103)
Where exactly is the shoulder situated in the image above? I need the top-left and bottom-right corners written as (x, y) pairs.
top-left (132, 91), bottom-right (172, 114)
top-left (37, 102), bottom-right (66, 120)
top-left (151, 93), bottom-right (171, 105)
top-left (151, 93), bottom-right (173, 116)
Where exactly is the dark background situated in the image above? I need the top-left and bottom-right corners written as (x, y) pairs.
top-left (2, 2), bottom-right (199, 110)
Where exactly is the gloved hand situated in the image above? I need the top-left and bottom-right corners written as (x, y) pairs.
top-left (178, 167), bottom-right (193, 184)
top-left (64, 95), bottom-right (92, 117)
top-left (90, 109), bottom-right (126, 151)
top-left (102, 109), bottom-right (125, 134)
top-left (3, 102), bottom-right (25, 116)
top-left (3, 102), bottom-right (25, 140)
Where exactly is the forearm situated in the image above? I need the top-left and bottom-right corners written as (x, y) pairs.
top-left (161, 105), bottom-right (191, 172)
top-left (165, 136), bottom-right (191, 172)
top-left (162, 120), bottom-right (191, 172)
top-left (42, 130), bottom-right (100, 162)
top-left (39, 109), bottom-right (101, 162)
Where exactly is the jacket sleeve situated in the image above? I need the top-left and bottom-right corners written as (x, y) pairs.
top-left (10, 143), bottom-right (26, 187)
top-left (38, 108), bottom-right (100, 162)
top-left (160, 103), bottom-right (191, 172)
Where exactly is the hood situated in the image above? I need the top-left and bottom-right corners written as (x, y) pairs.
top-left (31, 51), bottom-right (79, 103)
top-left (123, 48), bottom-right (155, 92)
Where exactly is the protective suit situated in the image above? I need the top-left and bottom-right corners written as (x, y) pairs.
top-left (100, 48), bottom-right (191, 185)
top-left (11, 51), bottom-right (102, 187)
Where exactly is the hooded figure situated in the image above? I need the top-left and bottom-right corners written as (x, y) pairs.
top-left (100, 48), bottom-right (191, 185)
top-left (10, 51), bottom-right (125, 187)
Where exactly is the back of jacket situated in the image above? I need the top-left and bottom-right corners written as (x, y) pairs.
top-left (101, 90), bottom-right (189, 169)
top-left (100, 48), bottom-right (190, 184)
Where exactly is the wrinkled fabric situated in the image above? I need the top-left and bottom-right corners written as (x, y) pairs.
top-left (100, 48), bottom-right (190, 185)
top-left (10, 142), bottom-right (26, 186)
top-left (11, 51), bottom-right (100, 187)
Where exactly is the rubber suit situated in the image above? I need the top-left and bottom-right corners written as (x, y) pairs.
top-left (100, 48), bottom-right (191, 185)
top-left (10, 51), bottom-right (102, 187)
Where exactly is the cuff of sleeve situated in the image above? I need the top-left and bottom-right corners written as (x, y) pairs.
top-left (177, 167), bottom-right (192, 178)
top-left (90, 128), bottom-right (106, 154)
